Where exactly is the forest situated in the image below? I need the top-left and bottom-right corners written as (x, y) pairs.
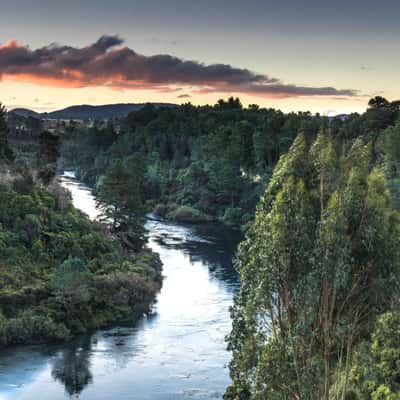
top-left (62, 98), bottom-right (323, 229)
top-left (62, 97), bottom-right (400, 231)
top-left (226, 97), bottom-right (400, 400)
top-left (1, 96), bottom-right (400, 399)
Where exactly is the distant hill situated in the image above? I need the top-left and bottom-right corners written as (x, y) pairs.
top-left (11, 103), bottom-right (175, 120)
top-left (10, 108), bottom-right (41, 118)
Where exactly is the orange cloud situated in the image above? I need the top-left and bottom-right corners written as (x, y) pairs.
top-left (0, 35), bottom-right (358, 99)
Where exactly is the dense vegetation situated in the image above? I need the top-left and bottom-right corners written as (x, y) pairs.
top-left (59, 97), bottom-right (400, 398)
top-left (62, 98), bottom-right (326, 229)
top-left (0, 104), bottom-right (162, 347)
top-left (226, 97), bottom-right (400, 399)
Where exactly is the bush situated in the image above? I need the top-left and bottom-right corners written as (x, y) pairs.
top-left (52, 257), bottom-right (92, 308)
top-left (93, 272), bottom-right (157, 309)
top-left (167, 205), bottom-right (212, 223)
top-left (347, 312), bottom-right (400, 399)
top-left (2, 311), bottom-right (69, 346)
top-left (222, 207), bottom-right (243, 226)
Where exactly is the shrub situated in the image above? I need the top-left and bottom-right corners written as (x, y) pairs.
top-left (52, 257), bottom-right (92, 309)
top-left (3, 311), bottom-right (69, 346)
top-left (167, 205), bottom-right (212, 223)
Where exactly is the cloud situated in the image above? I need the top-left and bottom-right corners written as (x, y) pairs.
top-left (0, 35), bottom-right (358, 99)
top-left (177, 94), bottom-right (191, 99)
top-left (194, 83), bottom-right (356, 99)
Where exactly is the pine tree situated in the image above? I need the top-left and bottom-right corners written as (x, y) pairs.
top-left (96, 159), bottom-right (130, 229)
top-left (96, 156), bottom-right (146, 251)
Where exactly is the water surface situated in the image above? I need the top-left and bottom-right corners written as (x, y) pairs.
top-left (0, 174), bottom-right (240, 399)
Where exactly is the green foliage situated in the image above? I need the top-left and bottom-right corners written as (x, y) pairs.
top-left (38, 130), bottom-right (60, 184)
top-left (0, 170), bottom-right (162, 348)
top-left (97, 157), bottom-right (145, 222)
top-left (383, 121), bottom-right (400, 165)
top-left (2, 311), bottom-right (70, 345)
top-left (52, 257), bottom-right (92, 309)
top-left (346, 312), bottom-right (400, 400)
top-left (63, 99), bottom-right (322, 229)
top-left (166, 205), bottom-right (213, 223)
top-left (0, 103), bottom-right (14, 161)
top-left (96, 155), bottom-right (146, 250)
top-left (226, 129), bottom-right (400, 399)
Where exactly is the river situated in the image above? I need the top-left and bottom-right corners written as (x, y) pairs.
top-left (0, 173), bottom-right (241, 399)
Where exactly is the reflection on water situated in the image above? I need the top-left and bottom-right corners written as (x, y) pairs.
top-left (0, 174), bottom-right (241, 399)
top-left (51, 336), bottom-right (93, 396)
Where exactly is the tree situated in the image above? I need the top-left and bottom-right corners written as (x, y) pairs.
top-left (226, 132), bottom-right (400, 400)
top-left (52, 257), bottom-right (91, 312)
top-left (368, 96), bottom-right (390, 109)
top-left (96, 160), bottom-right (130, 228)
top-left (124, 154), bottom-right (145, 216)
top-left (126, 103), bottom-right (157, 129)
top-left (217, 97), bottom-right (243, 110)
top-left (0, 104), bottom-right (13, 161)
top-left (363, 97), bottom-right (399, 133)
top-left (38, 130), bottom-right (60, 185)
top-left (96, 156), bottom-right (146, 250)
top-left (383, 121), bottom-right (400, 167)
top-left (382, 122), bottom-right (400, 207)
top-left (346, 312), bottom-right (400, 399)
top-left (231, 121), bottom-right (254, 172)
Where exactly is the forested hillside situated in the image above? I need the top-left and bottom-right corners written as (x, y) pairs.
top-left (0, 104), bottom-right (162, 347)
top-left (226, 97), bottom-right (400, 400)
top-left (62, 98), bottom-right (323, 228)
top-left (63, 97), bottom-right (400, 231)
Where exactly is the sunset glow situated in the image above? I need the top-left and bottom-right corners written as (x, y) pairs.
top-left (1, 0), bottom-right (399, 113)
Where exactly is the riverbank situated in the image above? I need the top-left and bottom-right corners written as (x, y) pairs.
top-left (0, 173), bottom-right (162, 349)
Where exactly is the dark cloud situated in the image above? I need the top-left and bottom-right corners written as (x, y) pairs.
top-left (195, 83), bottom-right (356, 98)
top-left (177, 94), bottom-right (191, 99)
top-left (0, 35), bottom-right (358, 99)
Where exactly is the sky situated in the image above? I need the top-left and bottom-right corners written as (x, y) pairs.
top-left (0, 0), bottom-right (399, 114)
